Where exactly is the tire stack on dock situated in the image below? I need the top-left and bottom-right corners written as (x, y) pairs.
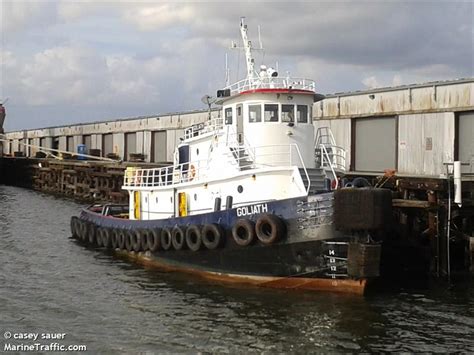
top-left (33, 160), bottom-right (128, 202)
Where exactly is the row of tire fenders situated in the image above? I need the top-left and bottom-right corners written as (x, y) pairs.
top-left (70, 213), bottom-right (286, 252)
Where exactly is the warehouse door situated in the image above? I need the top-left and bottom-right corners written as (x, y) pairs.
top-left (102, 134), bottom-right (113, 157)
top-left (355, 116), bottom-right (396, 172)
top-left (152, 131), bottom-right (167, 163)
top-left (66, 136), bottom-right (74, 153)
top-left (459, 111), bottom-right (474, 174)
top-left (83, 135), bottom-right (92, 153)
top-left (125, 133), bottom-right (137, 161)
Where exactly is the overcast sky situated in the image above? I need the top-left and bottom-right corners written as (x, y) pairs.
top-left (1, 0), bottom-right (473, 131)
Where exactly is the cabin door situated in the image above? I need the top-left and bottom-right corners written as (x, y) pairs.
top-left (236, 104), bottom-right (243, 144)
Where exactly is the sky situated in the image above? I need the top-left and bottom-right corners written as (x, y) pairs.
top-left (1, 0), bottom-right (473, 131)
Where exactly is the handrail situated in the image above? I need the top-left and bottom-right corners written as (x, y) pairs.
top-left (224, 77), bottom-right (316, 96)
top-left (320, 145), bottom-right (338, 189)
top-left (124, 143), bottom-right (310, 191)
top-left (184, 117), bottom-right (224, 140)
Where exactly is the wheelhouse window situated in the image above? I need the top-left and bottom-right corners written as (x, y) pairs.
top-left (264, 104), bottom-right (279, 122)
top-left (249, 104), bottom-right (262, 123)
top-left (297, 105), bottom-right (308, 123)
top-left (225, 107), bottom-right (233, 125)
top-left (282, 104), bottom-right (295, 123)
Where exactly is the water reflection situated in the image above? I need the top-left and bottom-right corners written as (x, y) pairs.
top-left (0, 185), bottom-right (473, 353)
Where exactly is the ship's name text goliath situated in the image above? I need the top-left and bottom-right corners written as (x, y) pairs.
top-left (236, 203), bottom-right (268, 217)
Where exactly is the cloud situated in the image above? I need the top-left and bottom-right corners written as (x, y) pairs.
top-left (1, 1), bottom-right (472, 130)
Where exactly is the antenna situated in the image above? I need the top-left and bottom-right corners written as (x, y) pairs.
top-left (258, 25), bottom-right (263, 49)
top-left (225, 53), bottom-right (230, 87)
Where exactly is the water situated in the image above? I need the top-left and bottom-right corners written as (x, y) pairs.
top-left (0, 185), bottom-right (473, 353)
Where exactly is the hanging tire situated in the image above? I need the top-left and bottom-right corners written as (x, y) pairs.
top-left (232, 219), bottom-right (256, 247)
top-left (118, 230), bottom-right (126, 250)
top-left (102, 228), bottom-right (112, 248)
top-left (125, 230), bottom-right (134, 251)
top-left (96, 228), bottom-right (104, 247)
top-left (147, 229), bottom-right (161, 252)
top-left (137, 230), bottom-right (149, 251)
top-left (202, 224), bottom-right (225, 250)
top-left (87, 223), bottom-right (97, 245)
top-left (132, 230), bottom-right (142, 252)
top-left (161, 228), bottom-right (172, 251)
top-left (79, 220), bottom-right (88, 242)
top-left (185, 225), bottom-right (202, 252)
top-left (111, 229), bottom-right (120, 249)
top-left (70, 216), bottom-right (79, 238)
top-left (255, 214), bottom-right (284, 245)
top-left (172, 226), bottom-right (186, 250)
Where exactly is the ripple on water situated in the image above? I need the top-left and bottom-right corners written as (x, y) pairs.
top-left (0, 185), bottom-right (473, 353)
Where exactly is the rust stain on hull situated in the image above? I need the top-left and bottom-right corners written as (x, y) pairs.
top-left (116, 250), bottom-right (367, 295)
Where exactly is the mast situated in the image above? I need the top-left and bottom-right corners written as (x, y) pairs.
top-left (240, 17), bottom-right (255, 80)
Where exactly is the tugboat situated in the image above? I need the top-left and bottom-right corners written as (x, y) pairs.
top-left (70, 19), bottom-right (392, 294)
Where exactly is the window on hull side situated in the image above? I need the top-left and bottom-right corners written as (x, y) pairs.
top-left (297, 105), bottom-right (308, 123)
top-left (282, 104), bottom-right (295, 123)
top-left (225, 107), bottom-right (233, 125)
top-left (249, 104), bottom-right (262, 123)
top-left (264, 104), bottom-right (279, 122)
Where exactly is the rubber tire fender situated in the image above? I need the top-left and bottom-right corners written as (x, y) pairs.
top-left (137, 229), bottom-right (149, 251)
top-left (118, 230), bottom-right (126, 250)
top-left (171, 226), bottom-right (186, 250)
top-left (132, 230), bottom-right (142, 252)
top-left (161, 228), bottom-right (172, 251)
top-left (185, 225), bottom-right (202, 252)
top-left (125, 230), bottom-right (135, 252)
top-left (96, 228), bottom-right (104, 247)
top-left (111, 229), bottom-right (120, 249)
top-left (255, 214), bottom-right (285, 245)
top-left (102, 228), bottom-right (112, 248)
top-left (232, 219), bottom-right (256, 247)
top-left (70, 216), bottom-right (79, 239)
top-left (87, 223), bottom-right (97, 245)
top-left (79, 220), bottom-right (88, 242)
top-left (147, 229), bottom-right (161, 252)
top-left (202, 224), bottom-right (225, 250)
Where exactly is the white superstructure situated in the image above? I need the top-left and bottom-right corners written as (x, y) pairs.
top-left (123, 18), bottom-right (346, 220)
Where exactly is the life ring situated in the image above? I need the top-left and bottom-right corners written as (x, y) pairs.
top-left (232, 219), bottom-right (256, 247)
top-left (185, 225), bottom-right (202, 252)
top-left (102, 228), bottom-right (112, 248)
top-left (202, 224), bottom-right (225, 250)
top-left (118, 230), bottom-right (127, 250)
top-left (189, 164), bottom-right (196, 181)
top-left (147, 229), bottom-right (161, 252)
top-left (161, 227), bottom-right (172, 250)
top-left (172, 226), bottom-right (186, 250)
top-left (255, 214), bottom-right (284, 245)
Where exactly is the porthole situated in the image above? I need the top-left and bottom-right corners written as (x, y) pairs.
top-left (237, 185), bottom-right (243, 193)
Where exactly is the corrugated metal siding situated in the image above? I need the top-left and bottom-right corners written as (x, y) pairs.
top-left (315, 81), bottom-right (474, 119)
top-left (459, 111), bottom-right (474, 174)
top-left (102, 134), bottom-right (113, 157)
top-left (398, 112), bottom-right (454, 176)
top-left (355, 117), bottom-right (396, 172)
top-left (152, 131), bottom-right (167, 162)
top-left (125, 132), bottom-right (137, 160)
